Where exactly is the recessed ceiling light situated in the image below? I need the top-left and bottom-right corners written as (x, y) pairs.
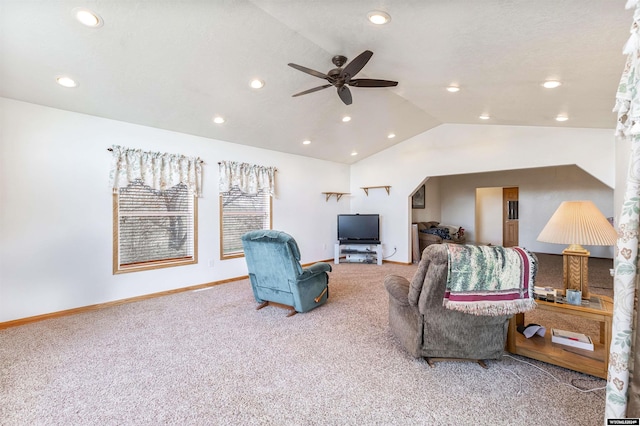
top-left (302, 140), bottom-right (311, 145)
top-left (250, 79), bottom-right (264, 89)
top-left (351, 151), bottom-right (358, 156)
top-left (387, 133), bottom-right (396, 139)
top-left (213, 116), bottom-right (225, 124)
top-left (446, 85), bottom-right (460, 93)
top-left (367, 11), bottom-right (391, 25)
top-left (543, 80), bottom-right (562, 89)
top-left (555, 114), bottom-right (569, 122)
top-left (342, 116), bottom-right (351, 122)
top-left (73, 8), bottom-right (103, 28)
top-left (56, 76), bottom-right (77, 88)
top-left (479, 114), bottom-right (490, 120)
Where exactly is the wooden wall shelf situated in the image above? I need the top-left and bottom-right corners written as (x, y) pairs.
top-left (322, 192), bottom-right (349, 202)
top-left (361, 186), bottom-right (390, 196)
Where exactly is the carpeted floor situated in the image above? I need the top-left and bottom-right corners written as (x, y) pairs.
top-left (0, 253), bottom-right (610, 425)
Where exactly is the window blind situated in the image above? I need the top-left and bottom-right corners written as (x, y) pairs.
top-left (221, 188), bottom-right (271, 257)
top-left (116, 180), bottom-right (196, 271)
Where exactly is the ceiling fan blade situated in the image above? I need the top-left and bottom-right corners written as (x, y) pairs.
top-left (292, 84), bottom-right (332, 97)
top-left (348, 79), bottom-right (398, 88)
top-left (288, 63), bottom-right (331, 80)
top-left (337, 86), bottom-right (352, 105)
top-left (340, 50), bottom-right (373, 81)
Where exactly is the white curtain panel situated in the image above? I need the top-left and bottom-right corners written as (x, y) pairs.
top-left (109, 145), bottom-right (203, 197)
top-left (218, 161), bottom-right (276, 195)
top-left (607, 0), bottom-right (640, 419)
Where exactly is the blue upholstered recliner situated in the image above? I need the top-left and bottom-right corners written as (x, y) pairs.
top-left (241, 230), bottom-right (331, 316)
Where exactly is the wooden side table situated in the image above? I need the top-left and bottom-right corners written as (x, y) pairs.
top-left (506, 294), bottom-right (613, 379)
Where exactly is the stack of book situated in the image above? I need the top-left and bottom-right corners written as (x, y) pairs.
top-left (551, 328), bottom-right (594, 351)
top-left (533, 286), bottom-right (557, 302)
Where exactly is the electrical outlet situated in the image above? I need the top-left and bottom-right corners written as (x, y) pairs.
top-left (208, 259), bottom-right (214, 267)
top-left (394, 246), bottom-right (397, 251)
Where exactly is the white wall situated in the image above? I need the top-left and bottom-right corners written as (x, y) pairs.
top-left (0, 100), bottom-right (621, 322)
top-left (350, 124), bottom-right (616, 263)
top-left (0, 98), bottom-right (350, 322)
top-left (411, 176), bottom-right (441, 223)
top-left (438, 166), bottom-right (614, 257)
top-left (475, 187), bottom-right (503, 245)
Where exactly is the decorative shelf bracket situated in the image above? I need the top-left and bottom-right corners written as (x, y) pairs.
top-left (322, 192), bottom-right (349, 202)
top-left (361, 186), bottom-right (391, 196)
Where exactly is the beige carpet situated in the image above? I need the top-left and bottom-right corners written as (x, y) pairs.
top-left (0, 254), bottom-right (609, 425)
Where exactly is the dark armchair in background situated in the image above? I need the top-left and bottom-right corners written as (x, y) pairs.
top-left (241, 230), bottom-right (331, 316)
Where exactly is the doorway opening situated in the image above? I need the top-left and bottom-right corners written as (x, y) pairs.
top-left (475, 186), bottom-right (519, 246)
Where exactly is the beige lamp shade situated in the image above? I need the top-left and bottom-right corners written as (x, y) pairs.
top-left (537, 200), bottom-right (617, 247)
top-left (537, 200), bottom-right (616, 299)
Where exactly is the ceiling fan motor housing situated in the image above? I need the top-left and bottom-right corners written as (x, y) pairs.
top-left (328, 68), bottom-right (342, 82)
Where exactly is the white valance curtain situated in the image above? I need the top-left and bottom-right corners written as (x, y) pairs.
top-left (607, 0), bottom-right (640, 419)
top-left (218, 161), bottom-right (276, 195)
top-left (109, 145), bottom-right (203, 197)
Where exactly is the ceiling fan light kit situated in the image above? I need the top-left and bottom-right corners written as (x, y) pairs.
top-left (288, 50), bottom-right (398, 105)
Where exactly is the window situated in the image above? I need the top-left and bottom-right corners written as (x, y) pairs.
top-left (220, 187), bottom-right (271, 259)
top-left (113, 179), bottom-right (197, 273)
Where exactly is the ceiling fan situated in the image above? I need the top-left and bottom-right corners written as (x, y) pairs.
top-left (288, 50), bottom-right (398, 105)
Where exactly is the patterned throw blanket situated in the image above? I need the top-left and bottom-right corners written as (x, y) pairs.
top-left (443, 244), bottom-right (537, 316)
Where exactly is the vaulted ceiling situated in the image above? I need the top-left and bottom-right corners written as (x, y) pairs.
top-left (0, 1), bottom-right (631, 164)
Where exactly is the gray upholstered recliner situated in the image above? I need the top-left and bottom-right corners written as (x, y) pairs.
top-left (384, 244), bottom-right (512, 363)
top-left (241, 230), bottom-right (331, 316)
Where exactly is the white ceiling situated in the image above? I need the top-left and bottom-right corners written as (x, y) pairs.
top-left (0, 1), bottom-right (632, 164)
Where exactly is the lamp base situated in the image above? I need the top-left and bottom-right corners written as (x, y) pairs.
top-left (562, 245), bottom-right (590, 299)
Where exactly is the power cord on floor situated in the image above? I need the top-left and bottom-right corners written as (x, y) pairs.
top-left (497, 362), bottom-right (525, 396)
top-left (501, 354), bottom-right (606, 396)
top-left (383, 248), bottom-right (397, 260)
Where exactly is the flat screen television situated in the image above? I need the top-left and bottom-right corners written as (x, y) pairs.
top-left (337, 214), bottom-right (380, 244)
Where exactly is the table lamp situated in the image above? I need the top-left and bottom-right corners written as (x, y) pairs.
top-left (536, 200), bottom-right (617, 299)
